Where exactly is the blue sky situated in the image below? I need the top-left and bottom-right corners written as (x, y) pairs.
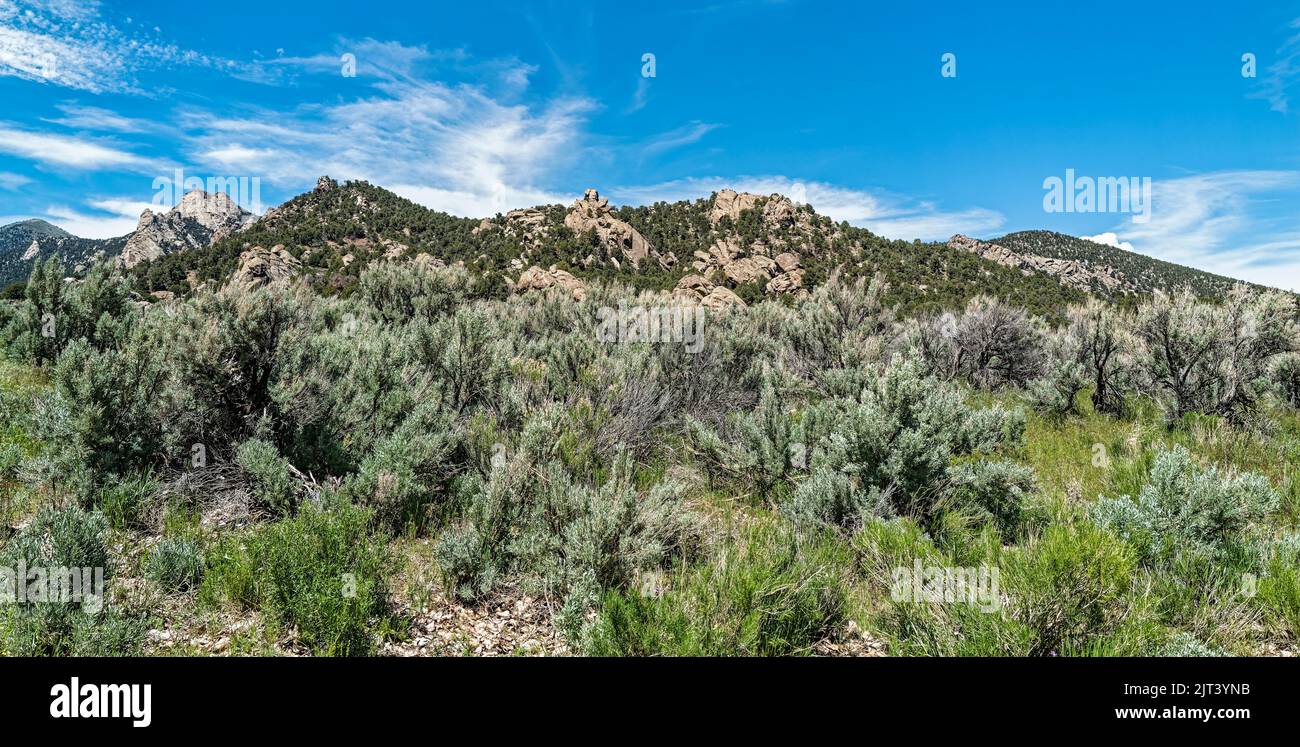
top-left (2, 0), bottom-right (1299, 288)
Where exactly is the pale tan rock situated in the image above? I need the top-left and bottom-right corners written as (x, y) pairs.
top-left (775, 252), bottom-right (802, 272)
top-left (117, 190), bottom-right (255, 268)
top-left (676, 274), bottom-right (713, 293)
top-left (701, 286), bottom-right (747, 310)
top-left (563, 189), bottom-right (652, 267)
top-left (723, 257), bottom-right (768, 285)
top-left (948, 234), bottom-right (1133, 294)
top-left (229, 244), bottom-right (301, 290)
top-left (514, 265), bottom-right (587, 302)
top-left (768, 269), bottom-right (804, 294)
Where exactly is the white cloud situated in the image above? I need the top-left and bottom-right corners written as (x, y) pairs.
top-left (1248, 17), bottom-right (1300, 113)
top-left (640, 122), bottom-right (722, 158)
top-left (0, 0), bottom-right (280, 94)
top-left (613, 175), bottom-right (1004, 241)
top-left (1081, 231), bottom-right (1135, 252)
top-left (0, 124), bottom-right (155, 169)
top-left (270, 38), bottom-right (433, 81)
top-left (628, 77), bottom-right (651, 114)
top-left (46, 103), bottom-right (158, 133)
top-left (42, 198), bottom-right (148, 238)
top-left (1087, 170), bottom-right (1300, 291)
top-left (0, 171), bottom-right (31, 190)
top-left (181, 75), bottom-right (596, 217)
top-left (200, 145), bottom-right (280, 170)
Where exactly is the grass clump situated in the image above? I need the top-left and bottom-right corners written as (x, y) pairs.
top-left (583, 521), bottom-right (848, 656)
top-left (146, 537), bottom-right (205, 593)
top-left (200, 501), bottom-right (392, 655)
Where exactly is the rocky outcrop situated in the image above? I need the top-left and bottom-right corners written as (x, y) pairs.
top-left (229, 244), bottom-right (300, 290)
top-left (672, 274), bottom-right (747, 309)
top-left (118, 191), bottom-right (255, 269)
top-left (513, 265), bottom-right (587, 302)
top-left (948, 234), bottom-right (1135, 295)
top-left (563, 189), bottom-right (651, 268)
top-left (501, 208), bottom-right (551, 248)
top-left (709, 189), bottom-right (798, 231)
top-left (686, 190), bottom-right (815, 296)
top-left (688, 236), bottom-right (804, 295)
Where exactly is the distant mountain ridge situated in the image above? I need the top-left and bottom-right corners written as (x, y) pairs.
top-left (0, 192), bottom-right (253, 288)
top-left (0, 219), bottom-right (125, 288)
top-left (3, 178), bottom-right (1263, 318)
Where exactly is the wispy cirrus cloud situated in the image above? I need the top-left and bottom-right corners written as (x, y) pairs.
top-left (0, 124), bottom-right (159, 169)
top-left (612, 175), bottom-right (1005, 240)
top-left (44, 103), bottom-right (162, 133)
top-left (1248, 17), bottom-right (1300, 113)
top-left (180, 70), bottom-right (595, 216)
top-left (0, 0), bottom-right (278, 94)
top-left (0, 170), bottom-right (30, 190)
top-left (1092, 170), bottom-right (1300, 290)
top-left (640, 121), bottom-right (723, 158)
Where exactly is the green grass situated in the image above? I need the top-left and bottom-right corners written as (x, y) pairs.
top-left (199, 501), bottom-right (395, 656)
top-left (584, 517), bottom-right (849, 656)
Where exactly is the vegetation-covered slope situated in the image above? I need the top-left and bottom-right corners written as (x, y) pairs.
top-left (2, 256), bottom-right (1298, 657)
top-left (994, 230), bottom-right (1246, 297)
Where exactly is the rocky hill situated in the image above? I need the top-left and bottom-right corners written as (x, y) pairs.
top-left (129, 177), bottom-right (1094, 317)
top-left (117, 190), bottom-right (254, 269)
top-left (984, 230), bottom-right (1245, 298)
top-left (6, 176), bottom-right (1257, 319)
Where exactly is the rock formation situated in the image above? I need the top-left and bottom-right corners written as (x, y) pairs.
top-left (118, 191), bottom-right (255, 269)
top-left (229, 244), bottom-right (301, 290)
top-left (948, 234), bottom-right (1134, 295)
top-left (513, 265), bottom-right (588, 302)
top-left (563, 189), bottom-right (651, 268)
top-left (672, 274), bottom-right (747, 309)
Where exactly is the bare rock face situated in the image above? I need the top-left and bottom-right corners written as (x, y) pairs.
top-left (948, 234), bottom-right (1134, 295)
top-left (709, 189), bottom-right (762, 225)
top-left (767, 269), bottom-right (804, 294)
top-left (514, 265), bottom-right (587, 302)
top-left (502, 208), bottom-right (550, 245)
top-left (701, 286), bottom-right (747, 310)
top-left (230, 244), bottom-right (301, 290)
top-left (708, 189), bottom-right (797, 231)
top-left (775, 252), bottom-right (802, 273)
top-left (723, 257), bottom-right (767, 285)
top-left (118, 191), bottom-right (255, 269)
top-left (671, 274), bottom-right (748, 309)
top-left (316, 175), bottom-right (338, 193)
top-left (690, 190), bottom-right (814, 296)
top-left (563, 189), bottom-right (651, 268)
